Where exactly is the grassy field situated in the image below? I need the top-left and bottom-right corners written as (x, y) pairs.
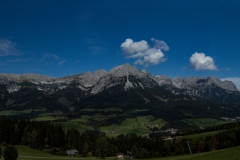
top-left (114, 146), bottom-right (240, 160)
top-left (181, 118), bottom-right (232, 128)
top-left (69, 115), bottom-right (90, 123)
top-left (56, 115), bottom-right (164, 136)
top-left (32, 116), bottom-right (67, 121)
top-left (57, 115), bottom-right (92, 132)
top-left (3, 145), bottom-right (239, 160)
top-left (58, 121), bottom-right (92, 132)
top-left (100, 116), bottom-right (164, 136)
top-left (0, 145), bottom-right (104, 160)
top-left (80, 108), bottom-right (123, 112)
top-left (178, 146), bottom-right (240, 160)
top-left (15, 145), bottom-right (116, 160)
top-left (0, 109), bottom-right (33, 116)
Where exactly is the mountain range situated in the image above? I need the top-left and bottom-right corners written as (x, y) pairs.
top-left (1, 64), bottom-right (240, 123)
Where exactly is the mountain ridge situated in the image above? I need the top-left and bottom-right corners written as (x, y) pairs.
top-left (1, 64), bottom-right (240, 125)
top-left (0, 63), bottom-right (239, 110)
top-left (0, 63), bottom-right (238, 93)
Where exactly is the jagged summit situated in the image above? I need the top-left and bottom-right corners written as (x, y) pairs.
top-left (109, 63), bottom-right (139, 76)
top-left (91, 64), bottom-right (157, 94)
top-left (170, 76), bottom-right (238, 92)
top-left (154, 75), bottom-right (172, 86)
top-left (75, 69), bottom-right (107, 88)
top-left (140, 69), bottom-right (151, 75)
top-left (0, 73), bottom-right (55, 84)
top-left (172, 77), bottom-right (183, 88)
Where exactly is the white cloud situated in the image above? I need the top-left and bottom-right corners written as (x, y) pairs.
top-left (134, 59), bottom-right (144, 65)
top-left (43, 53), bottom-right (66, 65)
top-left (221, 77), bottom-right (240, 91)
top-left (142, 48), bottom-right (166, 66)
top-left (190, 52), bottom-right (217, 71)
top-left (0, 38), bottom-right (20, 56)
top-left (121, 38), bottom-right (149, 55)
top-left (151, 38), bottom-right (169, 51)
top-left (120, 38), bottom-right (168, 66)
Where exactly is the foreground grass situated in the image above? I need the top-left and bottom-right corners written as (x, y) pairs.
top-left (1, 145), bottom-right (239, 160)
top-left (179, 146), bottom-right (240, 160)
top-left (109, 146), bottom-right (240, 160)
top-left (14, 145), bottom-right (102, 160)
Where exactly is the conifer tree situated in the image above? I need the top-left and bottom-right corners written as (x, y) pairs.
top-left (96, 136), bottom-right (108, 159)
top-left (81, 142), bottom-right (88, 156)
top-left (3, 145), bottom-right (18, 160)
top-left (0, 146), bottom-right (2, 159)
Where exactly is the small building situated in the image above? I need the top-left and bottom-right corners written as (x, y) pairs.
top-left (162, 136), bottom-right (172, 140)
top-left (66, 149), bottom-right (78, 156)
top-left (116, 152), bottom-right (125, 159)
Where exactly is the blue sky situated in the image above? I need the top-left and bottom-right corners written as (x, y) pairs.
top-left (1, 0), bottom-right (240, 88)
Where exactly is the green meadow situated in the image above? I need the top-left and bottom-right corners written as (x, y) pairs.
top-left (100, 116), bottom-right (165, 136)
top-left (180, 118), bottom-right (232, 128)
top-left (32, 116), bottom-right (66, 121)
top-left (1, 145), bottom-right (239, 160)
top-left (0, 109), bottom-right (33, 116)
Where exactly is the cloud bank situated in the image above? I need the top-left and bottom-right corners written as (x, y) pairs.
top-left (221, 77), bottom-right (240, 91)
top-left (0, 38), bottom-right (20, 56)
top-left (190, 52), bottom-right (217, 71)
top-left (120, 38), bottom-right (169, 66)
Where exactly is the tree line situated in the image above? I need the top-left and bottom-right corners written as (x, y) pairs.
top-left (0, 117), bottom-right (240, 159)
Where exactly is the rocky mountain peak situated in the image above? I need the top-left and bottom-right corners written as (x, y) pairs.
top-left (109, 63), bottom-right (139, 77)
top-left (75, 69), bottom-right (107, 88)
top-left (0, 73), bottom-right (55, 84)
top-left (154, 75), bottom-right (172, 86)
top-left (140, 69), bottom-right (150, 75)
top-left (171, 76), bottom-right (238, 92)
top-left (221, 80), bottom-right (238, 91)
top-left (172, 77), bottom-right (183, 88)
top-left (93, 69), bottom-right (107, 77)
top-left (91, 64), bottom-right (157, 94)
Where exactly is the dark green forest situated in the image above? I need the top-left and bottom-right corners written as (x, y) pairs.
top-left (0, 117), bottom-right (240, 159)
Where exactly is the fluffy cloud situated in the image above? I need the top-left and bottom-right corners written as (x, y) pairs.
top-left (43, 53), bottom-right (66, 65)
top-left (190, 52), bottom-right (217, 71)
top-left (221, 77), bottom-right (240, 91)
top-left (120, 38), bottom-right (168, 66)
top-left (0, 38), bottom-right (20, 56)
top-left (121, 38), bottom-right (149, 55)
top-left (151, 38), bottom-right (169, 51)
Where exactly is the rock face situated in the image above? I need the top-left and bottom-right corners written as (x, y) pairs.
top-left (91, 64), bottom-right (158, 94)
top-left (154, 75), bottom-right (173, 86)
top-left (174, 77), bottom-right (238, 92)
top-left (0, 63), bottom-right (239, 105)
